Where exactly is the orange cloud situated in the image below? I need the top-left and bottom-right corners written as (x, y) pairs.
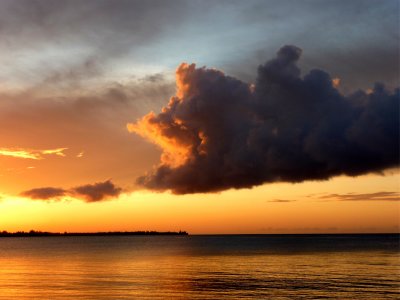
top-left (126, 63), bottom-right (224, 168)
top-left (332, 77), bottom-right (340, 88)
top-left (0, 149), bottom-right (42, 160)
top-left (127, 112), bottom-right (195, 167)
top-left (0, 147), bottom-right (67, 160)
top-left (41, 148), bottom-right (67, 157)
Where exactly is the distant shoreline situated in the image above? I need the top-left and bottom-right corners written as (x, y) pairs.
top-left (0, 230), bottom-right (189, 237)
top-left (0, 231), bottom-right (398, 237)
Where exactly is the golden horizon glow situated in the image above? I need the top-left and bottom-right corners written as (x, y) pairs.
top-left (1, 173), bottom-right (399, 234)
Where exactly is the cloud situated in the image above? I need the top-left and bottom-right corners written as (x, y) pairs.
top-left (0, 71), bottom-right (174, 196)
top-left (0, 0), bottom-right (188, 88)
top-left (224, 1), bottom-right (399, 92)
top-left (318, 191), bottom-right (400, 201)
top-left (128, 45), bottom-right (399, 194)
top-left (21, 187), bottom-right (67, 200)
top-left (0, 147), bottom-right (67, 160)
top-left (21, 180), bottom-right (122, 202)
top-left (268, 199), bottom-right (297, 203)
top-left (72, 180), bottom-right (123, 202)
top-left (0, 149), bottom-right (42, 160)
top-left (41, 148), bottom-right (67, 157)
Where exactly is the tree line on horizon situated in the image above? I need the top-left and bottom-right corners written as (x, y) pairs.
top-left (0, 230), bottom-right (188, 237)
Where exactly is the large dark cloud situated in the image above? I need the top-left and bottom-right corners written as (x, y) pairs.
top-left (21, 180), bottom-right (122, 202)
top-left (129, 45), bottom-right (399, 194)
top-left (221, 1), bottom-right (399, 92)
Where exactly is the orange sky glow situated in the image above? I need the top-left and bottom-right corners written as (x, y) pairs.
top-left (0, 59), bottom-right (398, 233)
top-left (0, 1), bottom-right (398, 234)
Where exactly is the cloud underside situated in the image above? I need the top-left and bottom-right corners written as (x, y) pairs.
top-left (21, 180), bottom-right (122, 202)
top-left (128, 45), bottom-right (399, 194)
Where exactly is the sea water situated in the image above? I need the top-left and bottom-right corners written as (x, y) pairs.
top-left (0, 234), bottom-right (398, 299)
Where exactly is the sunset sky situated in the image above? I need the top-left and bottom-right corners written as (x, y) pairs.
top-left (0, 0), bottom-right (398, 234)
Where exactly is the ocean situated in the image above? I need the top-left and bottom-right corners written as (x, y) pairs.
top-left (0, 234), bottom-right (398, 299)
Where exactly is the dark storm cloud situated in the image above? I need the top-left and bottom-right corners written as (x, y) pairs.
top-left (21, 180), bottom-right (122, 202)
top-left (72, 180), bottom-right (123, 202)
top-left (318, 192), bottom-right (400, 202)
top-left (303, 43), bottom-right (400, 93)
top-left (225, 0), bottom-right (399, 91)
top-left (21, 187), bottom-right (67, 200)
top-left (235, 43), bottom-right (400, 93)
top-left (129, 45), bottom-right (399, 194)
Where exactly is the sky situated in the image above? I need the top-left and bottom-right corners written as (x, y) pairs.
top-left (0, 0), bottom-right (399, 233)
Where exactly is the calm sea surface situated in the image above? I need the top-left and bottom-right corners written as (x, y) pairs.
top-left (0, 234), bottom-right (398, 299)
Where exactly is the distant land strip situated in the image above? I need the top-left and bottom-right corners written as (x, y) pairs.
top-left (0, 230), bottom-right (188, 237)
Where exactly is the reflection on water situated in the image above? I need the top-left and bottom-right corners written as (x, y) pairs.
top-left (0, 235), bottom-right (398, 299)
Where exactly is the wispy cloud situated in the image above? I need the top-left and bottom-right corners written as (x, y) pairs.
top-left (268, 199), bottom-right (297, 203)
top-left (0, 147), bottom-right (67, 160)
top-left (41, 148), bottom-right (67, 157)
top-left (317, 191), bottom-right (400, 201)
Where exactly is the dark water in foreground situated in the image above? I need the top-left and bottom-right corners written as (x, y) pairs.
top-left (0, 234), bottom-right (398, 299)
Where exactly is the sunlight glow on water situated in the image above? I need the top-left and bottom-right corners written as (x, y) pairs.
top-left (0, 235), bottom-right (398, 299)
